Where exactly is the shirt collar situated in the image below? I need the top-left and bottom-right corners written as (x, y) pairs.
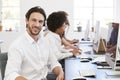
top-left (49, 31), bottom-right (60, 38)
top-left (49, 31), bottom-right (61, 42)
top-left (25, 31), bottom-right (41, 44)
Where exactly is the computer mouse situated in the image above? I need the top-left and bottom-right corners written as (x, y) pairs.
top-left (81, 38), bottom-right (85, 41)
top-left (73, 78), bottom-right (86, 80)
top-left (80, 59), bottom-right (90, 62)
top-left (73, 76), bottom-right (86, 80)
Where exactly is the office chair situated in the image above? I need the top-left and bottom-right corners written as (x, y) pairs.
top-left (0, 52), bottom-right (8, 80)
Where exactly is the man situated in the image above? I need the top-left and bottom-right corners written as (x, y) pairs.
top-left (106, 22), bottom-right (119, 57)
top-left (4, 6), bottom-right (64, 80)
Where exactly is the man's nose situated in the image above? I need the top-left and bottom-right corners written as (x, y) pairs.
top-left (34, 21), bottom-right (40, 27)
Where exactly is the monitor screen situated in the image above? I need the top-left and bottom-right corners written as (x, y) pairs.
top-left (93, 21), bottom-right (101, 52)
top-left (94, 21), bottom-right (100, 44)
top-left (84, 20), bottom-right (90, 41)
top-left (105, 22), bottom-right (120, 70)
top-left (114, 28), bottom-right (120, 70)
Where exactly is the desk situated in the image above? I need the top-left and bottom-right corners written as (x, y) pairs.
top-left (65, 44), bottom-right (120, 80)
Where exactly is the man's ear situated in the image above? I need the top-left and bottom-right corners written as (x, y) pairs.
top-left (25, 18), bottom-right (29, 28)
top-left (26, 18), bottom-right (29, 24)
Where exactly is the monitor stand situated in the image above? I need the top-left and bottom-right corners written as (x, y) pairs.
top-left (93, 38), bottom-right (106, 54)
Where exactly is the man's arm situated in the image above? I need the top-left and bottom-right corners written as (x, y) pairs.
top-left (5, 45), bottom-right (26, 80)
top-left (15, 76), bottom-right (27, 80)
top-left (107, 45), bottom-right (116, 53)
top-left (52, 66), bottom-right (64, 80)
top-left (107, 41), bottom-right (112, 48)
top-left (48, 45), bottom-right (64, 80)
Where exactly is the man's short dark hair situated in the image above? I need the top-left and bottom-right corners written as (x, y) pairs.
top-left (47, 11), bottom-right (69, 32)
top-left (25, 6), bottom-right (46, 26)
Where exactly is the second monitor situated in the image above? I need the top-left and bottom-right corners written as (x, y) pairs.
top-left (93, 21), bottom-right (106, 53)
top-left (105, 22), bottom-right (120, 70)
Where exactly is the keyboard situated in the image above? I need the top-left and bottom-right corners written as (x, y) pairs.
top-left (79, 68), bottom-right (96, 77)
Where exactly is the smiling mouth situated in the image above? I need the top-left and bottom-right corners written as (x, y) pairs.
top-left (34, 26), bottom-right (41, 30)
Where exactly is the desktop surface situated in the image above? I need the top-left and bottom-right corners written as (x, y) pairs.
top-left (65, 44), bottom-right (120, 80)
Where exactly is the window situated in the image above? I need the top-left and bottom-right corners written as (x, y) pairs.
top-left (74, 0), bottom-right (114, 31)
top-left (0, 0), bottom-right (20, 31)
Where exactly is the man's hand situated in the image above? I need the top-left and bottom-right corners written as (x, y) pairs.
top-left (56, 71), bottom-right (64, 80)
top-left (15, 76), bottom-right (27, 80)
top-left (53, 66), bottom-right (64, 80)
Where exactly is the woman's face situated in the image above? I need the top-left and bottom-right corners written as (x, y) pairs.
top-left (55, 23), bottom-right (68, 36)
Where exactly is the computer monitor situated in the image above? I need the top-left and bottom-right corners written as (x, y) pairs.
top-left (93, 21), bottom-right (100, 44)
top-left (105, 22), bottom-right (120, 70)
top-left (93, 21), bottom-right (105, 53)
top-left (114, 25), bottom-right (120, 70)
top-left (84, 20), bottom-right (90, 41)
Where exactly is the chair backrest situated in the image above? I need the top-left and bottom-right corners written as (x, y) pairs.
top-left (0, 52), bottom-right (8, 80)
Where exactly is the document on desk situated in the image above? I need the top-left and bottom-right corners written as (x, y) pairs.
top-left (102, 78), bottom-right (120, 80)
top-left (79, 40), bottom-right (93, 45)
top-left (105, 71), bottom-right (120, 76)
top-left (79, 45), bottom-right (92, 53)
top-left (76, 53), bottom-right (92, 59)
top-left (97, 66), bottom-right (112, 69)
top-left (92, 56), bottom-right (106, 63)
top-left (79, 68), bottom-right (96, 77)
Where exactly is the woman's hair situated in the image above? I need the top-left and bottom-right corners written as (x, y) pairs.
top-left (47, 11), bottom-right (69, 32)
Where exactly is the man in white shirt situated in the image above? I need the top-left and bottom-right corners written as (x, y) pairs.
top-left (4, 6), bottom-right (64, 80)
top-left (45, 11), bottom-right (80, 61)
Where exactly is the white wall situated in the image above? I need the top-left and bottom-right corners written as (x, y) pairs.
top-left (0, 0), bottom-right (2, 21)
top-left (0, 0), bottom-right (120, 52)
top-left (114, 0), bottom-right (120, 22)
top-left (20, 0), bottom-right (74, 32)
top-left (0, 31), bottom-right (21, 52)
top-left (0, 0), bottom-right (74, 52)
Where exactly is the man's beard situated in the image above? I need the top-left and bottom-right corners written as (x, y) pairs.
top-left (28, 26), bottom-right (40, 35)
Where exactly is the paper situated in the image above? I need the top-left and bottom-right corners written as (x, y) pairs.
top-left (92, 56), bottom-right (106, 63)
top-left (106, 71), bottom-right (120, 76)
top-left (102, 78), bottom-right (120, 80)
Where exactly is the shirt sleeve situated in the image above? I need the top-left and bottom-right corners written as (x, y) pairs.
top-left (49, 37), bottom-right (73, 60)
top-left (48, 47), bottom-right (62, 71)
top-left (55, 51), bottom-right (73, 60)
top-left (4, 44), bottom-right (23, 80)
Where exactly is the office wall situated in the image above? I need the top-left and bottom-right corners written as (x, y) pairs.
top-left (0, 0), bottom-right (74, 52)
top-left (20, 0), bottom-right (74, 33)
top-left (0, 0), bottom-right (120, 52)
top-left (0, 0), bottom-right (2, 21)
top-left (114, 0), bottom-right (120, 22)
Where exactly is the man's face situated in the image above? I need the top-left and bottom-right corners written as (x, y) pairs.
top-left (112, 23), bottom-right (119, 30)
top-left (26, 12), bottom-right (44, 35)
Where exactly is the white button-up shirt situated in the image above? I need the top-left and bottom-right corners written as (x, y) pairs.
top-left (45, 31), bottom-right (73, 60)
top-left (5, 31), bottom-right (61, 80)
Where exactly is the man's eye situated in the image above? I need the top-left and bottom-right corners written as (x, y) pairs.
top-left (39, 20), bottom-right (44, 24)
